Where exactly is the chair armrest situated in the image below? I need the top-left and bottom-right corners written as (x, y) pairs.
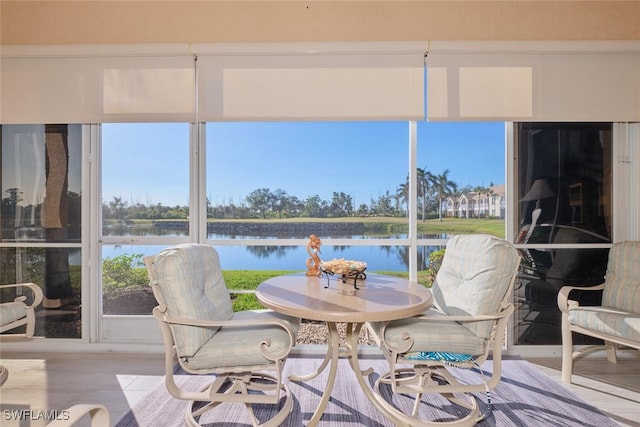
top-left (557, 283), bottom-right (605, 314)
top-left (0, 283), bottom-right (43, 309)
top-left (413, 302), bottom-right (513, 323)
top-left (163, 314), bottom-right (298, 343)
top-left (378, 303), bottom-right (514, 354)
top-left (414, 313), bottom-right (503, 323)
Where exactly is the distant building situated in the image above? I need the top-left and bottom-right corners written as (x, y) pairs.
top-left (444, 185), bottom-right (505, 219)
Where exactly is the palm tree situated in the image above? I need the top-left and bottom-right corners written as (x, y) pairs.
top-left (396, 180), bottom-right (409, 217)
top-left (416, 167), bottom-right (434, 222)
top-left (431, 170), bottom-right (458, 222)
top-left (398, 168), bottom-right (436, 221)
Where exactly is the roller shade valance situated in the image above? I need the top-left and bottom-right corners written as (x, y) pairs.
top-left (427, 42), bottom-right (640, 122)
top-left (1, 48), bottom-right (195, 124)
top-left (3, 41), bottom-right (638, 125)
top-left (195, 42), bottom-right (426, 121)
top-left (1, 42), bottom-right (425, 124)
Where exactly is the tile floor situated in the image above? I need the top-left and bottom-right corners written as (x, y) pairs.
top-left (0, 349), bottom-right (639, 427)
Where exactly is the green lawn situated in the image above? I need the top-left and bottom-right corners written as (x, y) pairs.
top-left (223, 269), bottom-right (434, 312)
top-left (418, 218), bottom-right (505, 238)
top-left (141, 216), bottom-right (506, 238)
top-left (206, 216), bottom-right (505, 238)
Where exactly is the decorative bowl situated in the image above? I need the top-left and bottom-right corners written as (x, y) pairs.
top-left (319, 258), bottom-right (367, 291)
top-left (319, 258), bottom-right (367, 276)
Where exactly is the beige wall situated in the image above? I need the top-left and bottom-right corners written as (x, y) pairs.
top-left (2, 1), bottom-right (640, 46)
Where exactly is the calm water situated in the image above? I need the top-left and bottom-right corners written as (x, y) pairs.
top-left (102, 227), bottom-right (446, 271)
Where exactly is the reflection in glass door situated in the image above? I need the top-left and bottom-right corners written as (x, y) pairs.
top-left (0, 124), bottom-right (83, 338)
top-left (514, 123), bottom-right (612, 345)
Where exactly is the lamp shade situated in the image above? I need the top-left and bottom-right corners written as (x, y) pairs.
top-left (521, 178), bottom-right (556, 202)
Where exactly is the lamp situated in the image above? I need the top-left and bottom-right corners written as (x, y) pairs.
top-left (521, 178), bottom-right (556, 204)
top-left (520, 178), bottom-right (556, 243)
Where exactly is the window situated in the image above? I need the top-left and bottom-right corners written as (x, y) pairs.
top-left (413, 121), bottom-right (506, 286)
top-left (1, 124), bottom-right (83, 338)
top-left (205, 122), bottom-right (411, 272)
top-left (100, 123), bottom-right (190, 316)
top-left (1, 41), bottom-right (637, 349)
top-left (415, 123), bottom-right (506, 238)
top-left (514, 122), bottom-right (612, 345)
top-left (202, 121), bottom-right (507, 281)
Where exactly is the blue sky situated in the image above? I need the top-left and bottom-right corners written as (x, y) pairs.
top-left (102, 121), bottom-right (505, 207)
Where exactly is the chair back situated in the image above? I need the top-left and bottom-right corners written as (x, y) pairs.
top-left (149, 244), bottom-right (233, 358)
top-left (602, 241), bottom-right (640, 312)
top-left (432, 234), bottom-right (520, 338)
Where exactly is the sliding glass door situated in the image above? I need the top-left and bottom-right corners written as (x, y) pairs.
top-left (1, 124), bottom-right (83, 338)
top-left (514, 122), bottom-right (612, 345)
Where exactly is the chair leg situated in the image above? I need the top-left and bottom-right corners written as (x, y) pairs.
top-left (184, 373), bottom-right (293, 427)
top-left (25, 309), bottom-right (36, 337)
top-left (560, 313), bottom-right (574, 383)
top-left (0, 364), bottom-right (8, 387)
top-left (375, 367), bottom-right (481, 427)
top-left (604, 340), bottom-right (618, 363)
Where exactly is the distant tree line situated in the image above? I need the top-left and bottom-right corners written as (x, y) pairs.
top-left (3, 168), bottom-right (492, 222)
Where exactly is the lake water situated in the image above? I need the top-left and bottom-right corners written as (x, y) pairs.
top-left (101, 229), bottom-right (446, 271)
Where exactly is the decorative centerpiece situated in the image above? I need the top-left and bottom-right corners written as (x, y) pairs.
top-left (305, 234), bottom-right (323, 277)
top-left (319, 258), bottom-right (367, 292)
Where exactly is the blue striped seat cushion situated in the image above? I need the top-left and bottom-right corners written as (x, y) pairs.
top-left (404, 351), bottom-right (473, 362)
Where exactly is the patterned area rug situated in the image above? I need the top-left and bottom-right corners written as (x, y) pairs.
top-left (115, 357), bottom-right (620, 426)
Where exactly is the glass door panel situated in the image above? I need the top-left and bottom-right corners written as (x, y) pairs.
top-left (1, 124), bottom-right (83, 338)
top-left (514, 122), bottom-right (612, 345)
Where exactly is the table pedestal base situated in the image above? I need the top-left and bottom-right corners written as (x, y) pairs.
top-left (290, 322), bottom-right (412, 427)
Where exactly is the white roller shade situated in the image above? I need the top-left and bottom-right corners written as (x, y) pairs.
top-left (1, 45), bottom-right (195, 124)
top-left (195, 42), bottom-right (426, 121)
top-left (427, 41), bottom-right (640, 122)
